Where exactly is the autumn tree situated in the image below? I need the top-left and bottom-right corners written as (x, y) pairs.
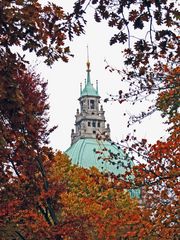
top-left (1, 0), bottom-right (179, 239)
top-left (0, 0), bottom-right (85, 239)
top-left (48, 151), bottom-right (142, 240)
top-left (0, 67), bottom-right (62, 239)
top-left (70, 0), bottom-right (180, 238)
top-left (0, 0), bottom-right (87, 64)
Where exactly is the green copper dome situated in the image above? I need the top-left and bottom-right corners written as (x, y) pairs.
top-left (65, 138), bottom-right (140, 198)
top-left (65, 138), bottom-right (125, 174)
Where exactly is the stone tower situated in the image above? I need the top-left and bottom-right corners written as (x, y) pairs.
top-left (71, 60), bottom-right (110, 144)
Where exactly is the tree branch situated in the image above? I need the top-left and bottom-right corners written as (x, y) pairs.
top-left (15, 231), bottom-right (26, 240)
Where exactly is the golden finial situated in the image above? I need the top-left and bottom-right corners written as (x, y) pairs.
top-left (86, 45), bottom-right (90, 71)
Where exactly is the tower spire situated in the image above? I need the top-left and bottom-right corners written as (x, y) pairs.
top-left (86, 45), bottom-right (91, 85)
top-left (86, 45), bottom-right (90, 72)
top-left (80, 46), bottom-right (99, 97)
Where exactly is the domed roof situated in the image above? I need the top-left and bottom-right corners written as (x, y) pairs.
top-left (65, 138), bottom-right (125, 175)
top-left (65, 138), bottom-right (140, 198)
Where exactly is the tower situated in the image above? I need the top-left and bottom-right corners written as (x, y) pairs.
top-left (65, 57), bottom-right (140, 198)
top-left (65, 59), bottom-right (127, 175)
top-left (71, 60), bottom-right (110, 145)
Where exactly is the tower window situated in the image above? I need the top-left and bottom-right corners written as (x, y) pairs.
top-left (80, 102), bottom-right (83, 110)
top-left (90, 100), bottom-right (95, 109)
top-left (88, 121), bottom-right (91, 126)
top-left (92, 121), bottom-right (96, 127)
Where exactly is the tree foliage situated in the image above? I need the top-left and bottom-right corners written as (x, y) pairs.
top-left (1, 0), bottom-right (179, 239)
top-left (70, 0), bottom-right (180, 238)
top-left (1, 148), bottom-right (141, 239)
top-left (49, 152), bottom-right (141, 240)
top-left (0, 0), bottom-right (85, 239)
top-left (0, 68), bottom-right (60, 239)
top-left (72, 0), bottom-right (179, 107)
top-left (0, 0), bottom-right (86, 65)
top-left (0, 2), bottom-right (139, 239)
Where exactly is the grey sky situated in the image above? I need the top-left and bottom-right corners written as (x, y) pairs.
top-left (35, 1), bottom-right (167, 151)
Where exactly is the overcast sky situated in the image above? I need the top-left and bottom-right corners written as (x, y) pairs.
top-left (34, 1), bottom-right (167, 151)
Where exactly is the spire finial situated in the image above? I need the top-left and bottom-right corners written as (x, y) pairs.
top-left (80, 82), bottom-right (82, 94)
top-left (86, 45), bottom-right (90, 71)
top-left (96, 80), bottom-right (98, 93)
